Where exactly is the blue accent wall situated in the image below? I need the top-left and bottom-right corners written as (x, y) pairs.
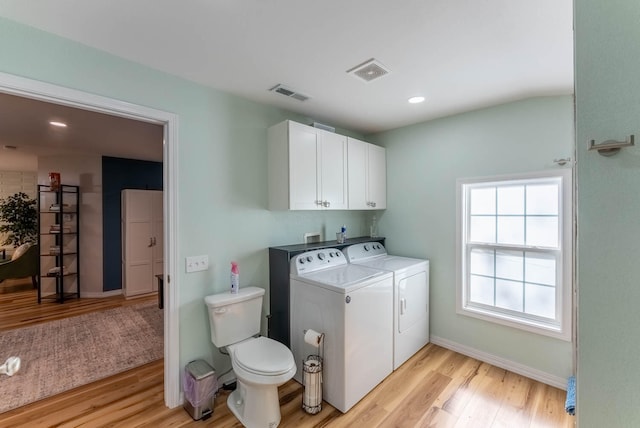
top-left (102, 156), bottom-right (162, 291)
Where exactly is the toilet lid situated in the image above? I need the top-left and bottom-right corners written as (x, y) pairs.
top-left (233, 337), bottom-right (294, 376)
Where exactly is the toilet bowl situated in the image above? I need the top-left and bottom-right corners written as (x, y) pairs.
top-left (226, 336), bottom-right (296, 427)
top-left (205, 287), bottom-right (296, 428)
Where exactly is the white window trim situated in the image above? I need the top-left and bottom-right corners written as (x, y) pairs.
top-left (456, 169), bottom-right (573, 341)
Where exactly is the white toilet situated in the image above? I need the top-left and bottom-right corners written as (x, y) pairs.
top-left (205, 286), bottom-right (296, 428)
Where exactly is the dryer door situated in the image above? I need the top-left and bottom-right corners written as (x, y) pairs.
top-left (398, 270), bottom-right (429, 333)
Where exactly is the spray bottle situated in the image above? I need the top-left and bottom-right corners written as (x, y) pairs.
top-left (230, 261), bottom-right (239, 294)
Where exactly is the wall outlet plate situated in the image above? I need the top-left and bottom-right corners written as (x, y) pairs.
top-left (303, 232), bottom-right (321, 243)
top-left (186, 255), bottom-right (209, 273)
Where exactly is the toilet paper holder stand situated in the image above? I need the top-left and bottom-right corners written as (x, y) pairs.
top-left (302, 329), bottom-right (324, 415)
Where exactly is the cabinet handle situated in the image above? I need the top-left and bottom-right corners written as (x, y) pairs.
top-left (371, 201), bottom-right (376, 208)
top-left (323, 200), bottom-right (330, 207)
top-left (400, 298), bottom-right (406, 315)
top-left (148, 238), bottom-right (154, 247)
top-left (315, 200), bottom-right (323, 206)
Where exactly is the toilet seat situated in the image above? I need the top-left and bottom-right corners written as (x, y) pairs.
top-left (232, 337), bottom-right (295, 376)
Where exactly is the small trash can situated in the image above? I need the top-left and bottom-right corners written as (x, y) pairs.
top-left (183, 359), bottom-right (217, 421)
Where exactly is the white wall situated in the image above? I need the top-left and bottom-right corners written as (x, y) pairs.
top-left (0, 151), bottom-right (37, 171)
top-left (38, 155), bottom-right (103, 296)
top-left (369, 96), bottom-right (575, 385)
top-left (0, 18), bottom-right (371, 381)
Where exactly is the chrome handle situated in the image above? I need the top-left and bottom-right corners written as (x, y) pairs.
top-left (371, 201), bottom-right (376, 208)
top-left (323, 200), bottom-right (330, 207)
top-left (400, 298), bottom-right (406, 315)
top-left (315, 200), bottom-right (323, 206)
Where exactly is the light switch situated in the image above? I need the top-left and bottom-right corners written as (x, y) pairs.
top-left (186, 255), bottom-right (209, 273)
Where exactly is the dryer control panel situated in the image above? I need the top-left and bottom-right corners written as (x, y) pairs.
top-left (343, 242), bottom-right (387, 262)
top-left (290, 249), bottom-right (347, 275)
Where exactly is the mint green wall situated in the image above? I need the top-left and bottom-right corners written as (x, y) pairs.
top-left (369, 96), bottom-right (575, 381)
top-left (575, 0), bottom-right (640, 425)
top-left (0, 18), bottom-right (368, 374)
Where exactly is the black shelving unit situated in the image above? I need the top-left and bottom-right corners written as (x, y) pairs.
top-left (37, 184), bottom-right (80, 303)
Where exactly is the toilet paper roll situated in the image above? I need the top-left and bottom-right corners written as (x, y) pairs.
top-left (304, 329), bottom-right (322, 346)
top-left (303, 357), bottom-right (322, 408)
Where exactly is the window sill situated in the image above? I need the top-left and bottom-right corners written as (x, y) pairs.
top-left (457, 304), bottom-right (571, 341)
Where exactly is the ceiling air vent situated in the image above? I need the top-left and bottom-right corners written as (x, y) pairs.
top-left (347, 58), bottom-right (391, 83)
top-left (269, 84), bottom-right (310, 102)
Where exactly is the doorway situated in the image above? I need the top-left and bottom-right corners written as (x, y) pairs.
top-left (0, 71), bottom-right (180, 408)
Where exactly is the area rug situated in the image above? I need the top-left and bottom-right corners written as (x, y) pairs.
top-left (0, 301), bottom-right (163, 413)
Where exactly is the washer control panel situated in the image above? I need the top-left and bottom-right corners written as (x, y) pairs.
top-left (290, 249), bottom-right (347, 275)
top-left (343, 242), bottom-right (387, 262)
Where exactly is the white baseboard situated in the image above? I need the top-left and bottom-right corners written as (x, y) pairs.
top-left (81, 289), bottom-right (123, 298)
top-left (429, 335), bottom-right (567, 390)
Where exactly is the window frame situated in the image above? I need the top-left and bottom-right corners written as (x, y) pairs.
top-left (456, 169), bottom-right (573, 341)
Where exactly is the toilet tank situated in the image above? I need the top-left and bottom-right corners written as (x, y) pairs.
top-left (204, 286), bottom-right (265, 347)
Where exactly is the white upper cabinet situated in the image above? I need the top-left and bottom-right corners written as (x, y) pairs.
top-left (268, 120), bottom-right (348, 210)
top-left (347, 137), bottom-right (387, 210)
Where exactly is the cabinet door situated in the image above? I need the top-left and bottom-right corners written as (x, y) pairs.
top-left (151, 191), bottom-right (164, 291)
top-left (122, 189), bottom-right (162, 297)
top-left (367, 144), bottom-right (387, 209)
top-left (289, 123), bottom-right (321, 210)
top-left (347, 137), bottom-right (368, 209)
top-left (122, 190), bottom-right (154, 297)
top-left (319, 131), bottom-right (348, 210)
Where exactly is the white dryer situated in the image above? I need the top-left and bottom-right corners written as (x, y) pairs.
top-left (344, 242), bottom-right (430, 370)
top-left (290, 248), bottom-right (393, 413)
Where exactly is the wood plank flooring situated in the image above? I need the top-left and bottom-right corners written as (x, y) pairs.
top-left (0, 344), bottom-right (574, 427)
top-left (0, 281), bottom-right (157, 331)
top-left (0, 282), bottom-right (573, 427)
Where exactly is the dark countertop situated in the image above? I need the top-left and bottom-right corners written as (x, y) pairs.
top-left (269, 236), bottom-right (384, 253)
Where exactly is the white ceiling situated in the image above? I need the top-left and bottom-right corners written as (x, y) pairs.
top-left (0, 92), bottom-right (164, 162)
top-left (0, 0), bottom-right (573, 158)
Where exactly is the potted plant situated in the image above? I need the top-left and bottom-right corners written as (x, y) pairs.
top-left (0, 192), bottom-right (38, 247)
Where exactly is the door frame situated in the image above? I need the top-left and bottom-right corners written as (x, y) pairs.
top-left (0, 71), bottom-right (181, 408)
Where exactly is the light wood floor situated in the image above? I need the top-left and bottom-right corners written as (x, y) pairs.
top-left (0, 280), bottom-right (573, 427)
top-left (0, 279), bottom-right (158, 331)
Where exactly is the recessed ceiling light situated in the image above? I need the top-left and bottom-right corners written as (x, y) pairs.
top-left (408, 96), bottom-right (425, 104)
top-left (49, 121), bottom-right (67, 127)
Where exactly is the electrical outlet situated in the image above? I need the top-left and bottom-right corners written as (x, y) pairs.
top-left (185, 255), bottom-right (209, 273)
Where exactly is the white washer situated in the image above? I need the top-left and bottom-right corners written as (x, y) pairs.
top-left (290, 248), bottom-right (393, 413)
top-left (344, 242), bottom-right (430, 370)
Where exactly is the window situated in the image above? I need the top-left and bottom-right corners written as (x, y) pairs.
top-left (456, 170), bottom-right (572, 340)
